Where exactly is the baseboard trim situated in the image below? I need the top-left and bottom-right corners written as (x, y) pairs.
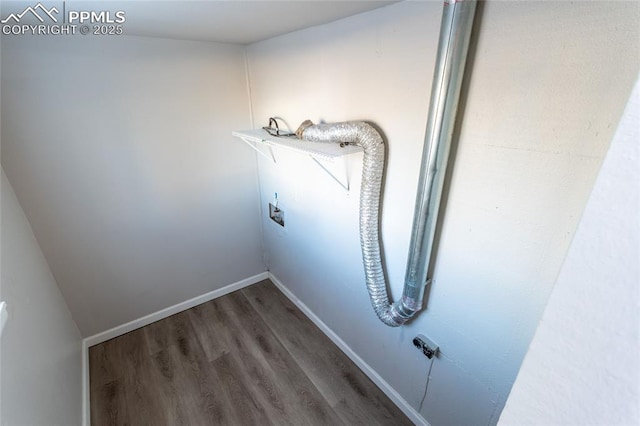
top-left (83, 272), bottom-right (268, 348)
top-left (268, 272), bottom-right (428, 426)
top-left (82, 338), bottom-right (89, 426)
top-left (81, 271), bottom-right (269, 426)
top-left (80, 271), bottom-right (426, 426)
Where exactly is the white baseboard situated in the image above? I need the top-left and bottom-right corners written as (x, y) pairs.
top-left (268, 272), bottom-right (428, 426)
top-left (81, 270), bottom-right (426, 426)
top-left (81, 271), bottom-right (269, 426)
top-left (82, 338), bottom-right (89, 426)
top-left (83, 272), bottom-right (268, 348)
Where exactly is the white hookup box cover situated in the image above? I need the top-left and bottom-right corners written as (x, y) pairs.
top-left (0, 301), bottom-right (7, 337)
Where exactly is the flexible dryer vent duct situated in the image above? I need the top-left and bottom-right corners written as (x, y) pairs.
top-left (296, 0), bottom-right (477, 326)
top-left (296, 120), bottom-right (403, 325)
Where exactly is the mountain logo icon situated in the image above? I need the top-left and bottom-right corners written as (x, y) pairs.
top-left (1, 3), bottom-right (59, 24)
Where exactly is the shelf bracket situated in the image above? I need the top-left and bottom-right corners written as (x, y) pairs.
top-left (310, 156), bottom-right (350, 192)
top-left (233, 130), bottom-right (360, 192)
top-left (239, 136), bottom-right (276, 163)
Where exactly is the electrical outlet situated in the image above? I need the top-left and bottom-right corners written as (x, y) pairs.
top-left (413, 334), bottom-right (439, 360)
top-left (269, 202), bottom-right (284, 227)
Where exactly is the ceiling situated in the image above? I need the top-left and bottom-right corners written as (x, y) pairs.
top-left (1, 1), bottom-right (399, 44)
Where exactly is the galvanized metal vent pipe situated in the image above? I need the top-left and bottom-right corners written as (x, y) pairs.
top-left (401, 0), bottom-right (477, 323)
top-left (296, 0), bottom-right (477, 326)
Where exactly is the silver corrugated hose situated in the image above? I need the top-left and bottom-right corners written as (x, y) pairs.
top-left (296, 0), bottom-right (477, 326)
top-left (296, 120), bottom-right (404, 326)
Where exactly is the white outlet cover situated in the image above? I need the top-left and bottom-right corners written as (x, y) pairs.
top-left (0, 301), bottom-right (7, 336)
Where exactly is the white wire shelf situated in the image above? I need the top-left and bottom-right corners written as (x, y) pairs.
top-left (232, 129), bottom-right (362, 191)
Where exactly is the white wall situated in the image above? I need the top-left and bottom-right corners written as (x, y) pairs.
top-left (1, 170), bottom-right (82, 425)
top-left (499, 77), bottom-right (639, 425)
top-left (246, 1), bottom-right (640, 424)
top-left (1, 35), bottom-right (265, 336)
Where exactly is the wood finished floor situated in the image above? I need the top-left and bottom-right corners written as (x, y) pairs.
top-left (90, 279), bottom-right (413, 425)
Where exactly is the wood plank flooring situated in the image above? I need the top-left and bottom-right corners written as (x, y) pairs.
top-left (90, 279), bottom-right (413, 425)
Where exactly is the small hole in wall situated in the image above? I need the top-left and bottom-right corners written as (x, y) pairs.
top-left (269, 203), bottom-right (284, 227)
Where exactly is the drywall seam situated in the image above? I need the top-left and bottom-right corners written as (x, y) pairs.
top-left (268, 272), bottom-right (429, 426)
top-left (243, 47), bottom-right (256, 129)
top-left (83, 272), bottom-right (268, 348)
